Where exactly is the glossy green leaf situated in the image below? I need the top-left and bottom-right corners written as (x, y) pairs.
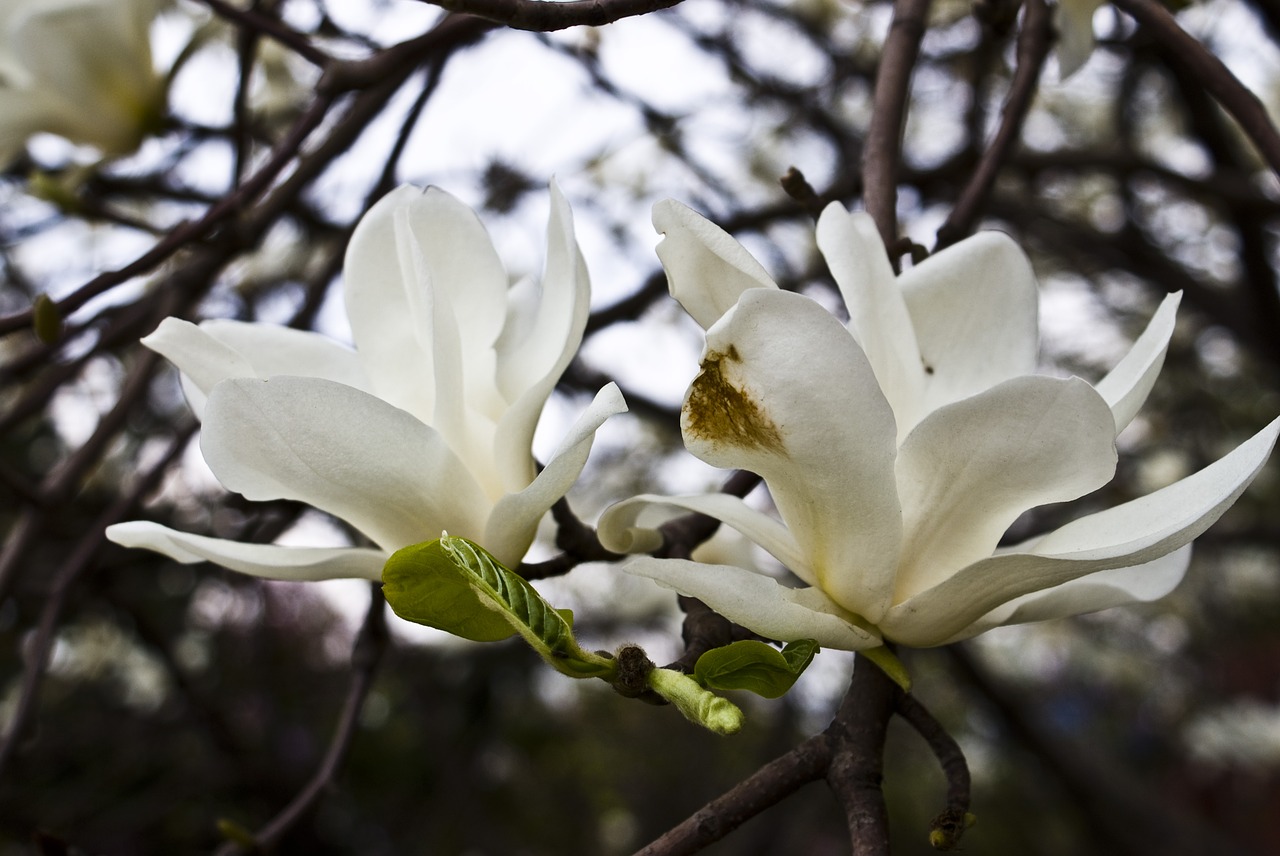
top-left (382, 536), bottom-right (615, 679)
top-left (382, 538), bottom-right (516, 642)
top-left (693, 639), bottom-right (819, 698)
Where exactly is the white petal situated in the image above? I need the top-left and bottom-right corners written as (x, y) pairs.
top-left (884, 416), bottom-right (1280, 646)
top-left (494, 180), bottom-right (590, 404)
top-left (106, 521), bottom-right (386, 581)
top-left (12, 0), bottom-right (159, 152)
top-left (0, 91), bottom-right (50, 165)
top-left (652, 199), bottom-right (777, 329)
top-left (484, 383), bottom-right (626, 566)
top-left (1093, 292), bottom-right (1181, 433)
top-left (683, 289), bottom-right (902, 622)
top-left (816, 203), bottom-right (925, 437)
top-left (142, 318), bottom-right (369, 419)
top-left (492, 182), bottom-right (592, 493)
top-left (623, 557), bottom-right (881, 650)
top-left (1056, 0), bottom-right (1105, 79)
top-left (893, 375), bottom-right (1118, 600)
top-left (898, 231), bottom-right (1039, 415)
top-left (201, 376), bottom-right (490, 553)
top-left (597, 492), bottom-right (817, 586)
top-left (342, 185), bottom-right (507, 423)
top-left (945, 546), bottom-right (1190, 642)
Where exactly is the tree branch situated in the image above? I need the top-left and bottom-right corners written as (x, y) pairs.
top-left (862, 0), bottom-right (933, 246)
top-left (631, 734), bottom-right (829, 856)
top-left (935, 0), bottom-right (1052, 247)
top-left (1112, 0), bottom-right (1280, 178)
top-left (411, 0), bottom-right (684, 33)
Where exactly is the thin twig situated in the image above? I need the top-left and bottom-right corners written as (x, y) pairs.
top-left (935, 0), bottom-right (1053, 247)
top-left (631, 734), bottom-right (829, 856)
top-left (412, 0), bottom-right (684, 33)
top-left (861, 0), bottom-right (933, 247)
top-left (216, 587), bottom-right (389, 854)
top-left (199, 0), bottom-right (331, 66)
top-left (1112, 0), bottom-right (1280, 178)
top-left (896, 693), bottom-right (972, 849)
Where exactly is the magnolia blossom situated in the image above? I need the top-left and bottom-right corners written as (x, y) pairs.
top-left (1056, 0), bottom-right (1105, 79)
top-left (598, 200), bottom-right (1280, 650)
top-left (0, 0), bottom-right (166, 164)
top-left (108, 183), bottom-right (626, 578)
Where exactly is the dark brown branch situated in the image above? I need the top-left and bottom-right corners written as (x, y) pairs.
top-left (199, 0), bottom-right (331, 66)
top-left (411, 0), bottom-right (682, 34)
top-left (861, 0), bottom-right (932, 247)
top-left (631, 734), bottom-right (829, 856)
top-left (935, 0), bottom-right (1053, 248)
top-left (1112, 0), bottom-right (1280, 178)
top-left (825, 654), bottom-right (900, 856)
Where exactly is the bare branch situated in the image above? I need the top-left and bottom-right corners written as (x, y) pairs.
top-left (631, 734), bottom-right (829, 856)
top-left (1112, 0), bottom-right (1280, 178)
top-left (862, 0), bottom-right (932, 247)
top-left (411, 0), bottom-right (683, 32)
top-left (935, 0), bottom-right (1053, 248)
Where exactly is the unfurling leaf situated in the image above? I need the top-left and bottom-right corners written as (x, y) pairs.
top-left (647, 668), bottom-right (744, 735)
top-left (382, 536), bottom-right (615, 679)
top-left (693, 639), bottom-right (819, 698)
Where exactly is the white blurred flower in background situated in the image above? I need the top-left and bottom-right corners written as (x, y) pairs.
top-left (0, 0), bottom-right (169, 165)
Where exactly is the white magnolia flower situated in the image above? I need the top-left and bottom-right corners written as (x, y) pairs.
top-left (1055, 0), bottom-right (1105, 79)
top-left (108, 183), bottom-right (626, 577)
top-left (598, 200), bottom-right (1280, 650)
top-left (0, 0), bottom-right (166, 164)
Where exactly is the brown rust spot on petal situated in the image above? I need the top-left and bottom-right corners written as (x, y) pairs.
top-left (683, 346), bottom-right (785, 454)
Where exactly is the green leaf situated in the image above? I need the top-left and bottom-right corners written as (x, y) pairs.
top-left (382, 536), bottom-right (615, 680)
top-left (694, 639), bottom-right (819, 699)
top-left (382, 538), bottom-right (516, 642)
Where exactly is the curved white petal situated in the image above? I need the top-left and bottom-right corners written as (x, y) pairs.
top-left (1093, 291), bottom-right (1181, 433)
top-left (893, 375), bottom-right (1118, 600)
top-left (944, 546), bottom-right (1191, 642)
top-left (12, 0), bottom-right (160, 153)
top-left (142, 318), bottom-right (369, 419)
top-left (342, 185), bottom-right (508, 423)
top-left (598, 492), bottom-right (817, 586)
top-left (622, 556), bottom-right (881, 650)
top-left (201, 376), bottom-right (490, 553)
top-left (816, 203), bottom-right (925, 437)
top-left (884, 416), bottom-right (1280, 646)
top-left (0, 91), bottom-right (51, 165)
top-left (899, 231), bottom-right (1039, 416)
top-left (494, 180), bottom-right (589, 403)
top-left (683, 289), bottom-right (902, 622)
top-left (484, 383), bottom-right (627, 566)
top-left (652, 199), bottom-right (777, 329)
top-left (1056, 0), bottom-right (1104, 79)
top-left (492, 183), bottom-right (592, 493)
top-left (105, 521), bottom-right (386, 581)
